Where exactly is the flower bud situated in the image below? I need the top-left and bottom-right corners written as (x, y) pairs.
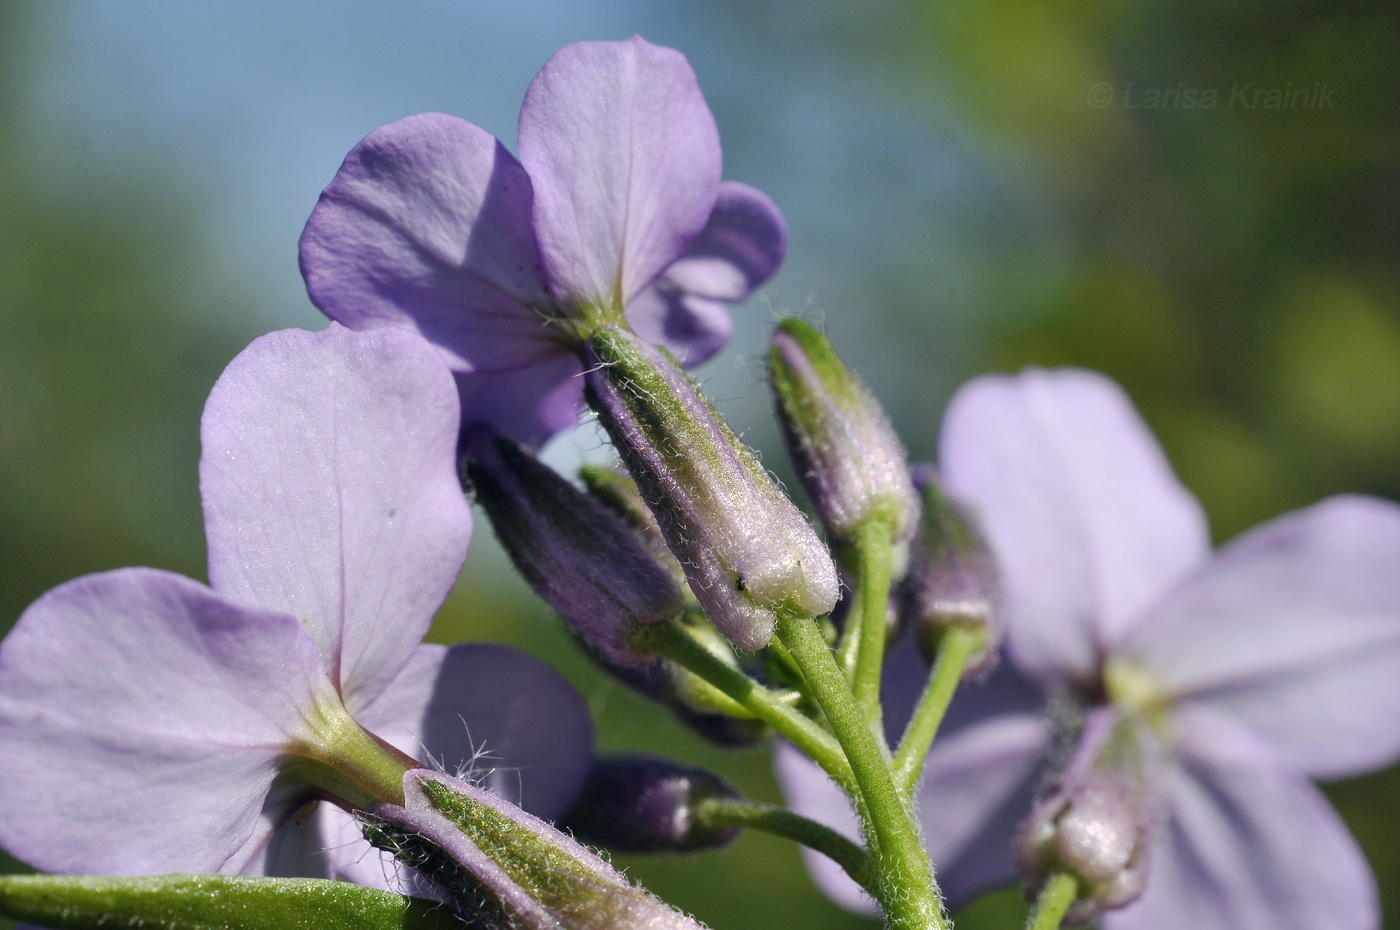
top-left (1015, 708), bottom-right (1157, 925)
top-left (579, 463), bottom-right (689, 590)
top-left (561, 756), bottom-right (741, 853)
top-left (584, 326), bottom-right (839, 649)
top-left (769, 318), bottom-right (919, 565)
top-left (462, 427), bottom-right (685, 667)
top-left (363, 769), bottom-right (707, 930)
top-left (901, 465), bottom-right (999, 674)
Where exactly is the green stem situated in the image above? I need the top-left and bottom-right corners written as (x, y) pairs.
top-left (640, 619), bottom-right (854, 791)
top-left (1026, 873), bottom-right (1079, 930)
top-left (849, 521), bottom-right (896, 728)
top-left (893, 625), bottom-right (982, 795)
top-left (693, 798), bottom-right (873, 894)
top-left (775, 609), bottom-right (947, 930)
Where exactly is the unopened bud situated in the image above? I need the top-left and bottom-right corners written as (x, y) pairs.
top-left (901, 466), bottom-right (999, 674)
top-left (769, 319), bottom-right (919, 565)
top-left (585, 326), bottom-right (839, 650)
top-left (561, 756), bottom-right (740, 853)
top-left (579, 463), bottom-right (689, 590)
top-left (363, 770), bottom-right (706, 930)
top-left (463, 428), bottom-right (684, 667)
top-left (1015, 709), bottom-right (1156, 925)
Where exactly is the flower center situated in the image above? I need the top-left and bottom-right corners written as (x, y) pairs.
top-left (1102, 659), bottom-right (1172, 733)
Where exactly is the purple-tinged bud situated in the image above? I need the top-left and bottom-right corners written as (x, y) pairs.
top-left (584, 326), bottom-right (839, 650)
top-left (769, 319), bottom-right (919, 565)
top-left (901, 465), bottom-right (1000, 674)
top-left (561, 756), bottom-right (740, 853)
top-left (363, 770), bottom-right (706, 930)
top-left (1015, 709), bottom-right (1157, 926)
top-left (462, 427), bottom-right (685, 667)
top-left (579, 463), bottom-right (689, 591)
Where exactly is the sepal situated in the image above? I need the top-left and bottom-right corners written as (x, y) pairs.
top-left (363, 770), bottom-right (707, 929)
top-left (584, 325), bottom-right (838, 649)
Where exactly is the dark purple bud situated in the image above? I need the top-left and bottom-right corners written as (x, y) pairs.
top-left (769, 318), bottom-right (919, 564)
top-left (579, 463), bottom-right (689, 590)
top-left (463, 427), bottom-right (685, 667)
top-left (901, 465), bottom-right (1000, 674)
top-left (561, 756), bottom-right (740, 853)
top-left (584, 326), bottom-right (839, 650)
top-left (1015, 708), bottom-right (1157, 925)
top-left (363, 770), bottom-right (706, 930)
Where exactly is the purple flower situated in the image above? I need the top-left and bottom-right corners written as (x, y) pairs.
top-left (0, 325), bottom-right (592, 884)
top-left (778, 368), bottom-right (1400, 929)
top-left (299, 37), bottom-right (787, 446)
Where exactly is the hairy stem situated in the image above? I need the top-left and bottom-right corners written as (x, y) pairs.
top-left (893, 625), bottom-right (982, 794)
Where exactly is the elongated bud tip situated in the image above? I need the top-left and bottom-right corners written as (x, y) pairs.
top-left (1015, 710), bottom-right (1155, 924)
top-left (584, 326), bottom-right (838, 649)
top-left (901, 465), bottom-right (1000, 674)
top-left (462, 427), bottom-right (684, 666)
top-left (561, 756), bottom-right (741, 853)
top-left (769, 318), bottom-right (919, 563)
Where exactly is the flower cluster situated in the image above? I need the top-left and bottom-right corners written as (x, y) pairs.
top-left (3, 34), bottom-right (1400, 930)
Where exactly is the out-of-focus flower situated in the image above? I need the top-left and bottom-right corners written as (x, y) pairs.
top-left (0, 326), bottom-right (591, 885)
top-left (300, 37), bottom-right (786, 446)
top-left (779, 367), bottom-right (1400, 929)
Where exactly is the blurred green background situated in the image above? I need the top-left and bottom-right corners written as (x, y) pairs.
top-left (2, 1), bottom-right (1398, 927)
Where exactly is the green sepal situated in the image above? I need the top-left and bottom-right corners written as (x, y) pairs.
top-left (0, 873), bottom-right (467, 930)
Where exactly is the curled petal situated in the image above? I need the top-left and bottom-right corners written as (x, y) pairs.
top-left (1105, 708), bottom-right (1377, 930)
top-left (520, 37), bottom-right (722, 312)
top-left (0, 570), bottom-right (329, 874)
top-left (664, 182), bottom-right (787, 301)
top-left (300, 112), bottom-right (554, 373)
top-left (1123, 495), bottom-right (1400, 778)
top-left (626, 181), bottom-right (786, 365)
top-left (939, 368), bottom-right (1209, 685)
top-left (200, 325), bottom-right (472, 706)
top-left (625, 289), bottom-right (734, 367)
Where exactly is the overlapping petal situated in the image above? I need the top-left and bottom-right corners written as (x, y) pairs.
top-left (0, 569), bottom-right (329, 874)
top-left (299, 113), bottom-right (552, 373)
top-left (200, 325), bottom-right (472, 706)
top-left (1121, 495), bottom-right (1400, 779)
top-left (939, 368), bottom-right (1209, 684)
top-left (519, 37), bottom-right (721, 312)
top-left (1107, 708), bottom-right (1376, 930)
top-left (627, 182), bottom-right (786, 366)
